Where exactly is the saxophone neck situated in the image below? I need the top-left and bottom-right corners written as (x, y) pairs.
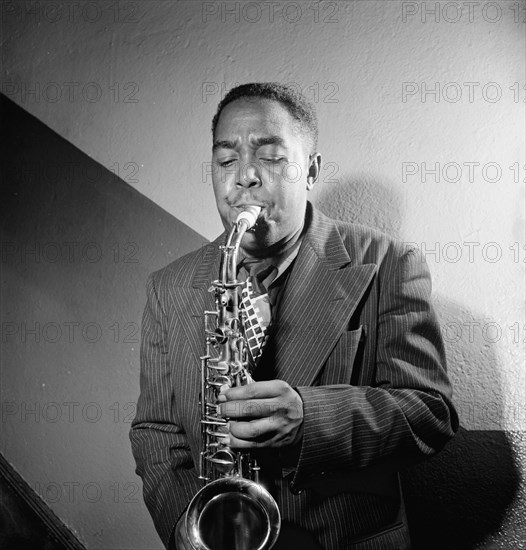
top-left (223, 206), bottom-right (262, 284)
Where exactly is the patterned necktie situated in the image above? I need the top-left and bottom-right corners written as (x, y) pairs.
top-left (240, 261), bottom-right (274, 364)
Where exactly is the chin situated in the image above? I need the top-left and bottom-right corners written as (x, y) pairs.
top-left (240, 231), bottom-right (258, 249)
top-left (240, 229), bottom-right (269, 254)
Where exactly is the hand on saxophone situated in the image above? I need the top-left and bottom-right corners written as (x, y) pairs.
top-left (217, 380), bottom-right (304, 448)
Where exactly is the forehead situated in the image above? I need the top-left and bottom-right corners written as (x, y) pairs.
top-left (215, 98), bottom-right (299, 139)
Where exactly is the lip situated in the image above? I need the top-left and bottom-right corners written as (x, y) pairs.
top-left (230, 204), bottom-right (267, 220)
top-left (231, 203), bottom-right (265, 209)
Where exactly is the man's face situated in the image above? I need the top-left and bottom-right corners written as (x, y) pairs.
top-left (211, 98), bottom-right (319, 255)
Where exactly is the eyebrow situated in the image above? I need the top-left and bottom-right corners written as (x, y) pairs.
top-left (212, 139), bottom-right (237, 152)
top-left (212, 135), bottom-right (285, 152)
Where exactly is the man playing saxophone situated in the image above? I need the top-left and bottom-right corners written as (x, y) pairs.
top-left (130, 82), bottom-right (458, 550)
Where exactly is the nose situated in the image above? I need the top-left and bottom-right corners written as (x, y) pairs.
top-left (237, 161), bottom-right (261, 188)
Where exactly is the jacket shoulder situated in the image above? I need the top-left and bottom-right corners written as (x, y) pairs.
top-left (147, 242), bottom-right (215, 290)
top-left (332, 218), bottom-right (413, 265)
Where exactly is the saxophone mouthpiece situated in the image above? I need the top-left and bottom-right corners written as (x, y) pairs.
top-left (235, 206), bottom-right (262, 230)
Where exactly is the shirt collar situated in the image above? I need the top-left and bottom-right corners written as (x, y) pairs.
top-left (237, 226), bottom-right (304, 287)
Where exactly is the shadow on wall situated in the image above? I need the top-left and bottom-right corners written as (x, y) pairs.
top-left (315, 176), bottom-right (522, 549)
top-left (316, 173), bottom-right (404, 239)
top-left (402, 428), bottom-right (522, 549)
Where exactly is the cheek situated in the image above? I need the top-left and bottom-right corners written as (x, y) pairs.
top-left (281, 163), bottom-right (303, 185)
top-left (211, 184), bottom-right (222, 206)
top-left (212, 175), bottom-right (230, 199)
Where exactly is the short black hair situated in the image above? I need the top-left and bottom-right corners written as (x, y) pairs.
top-left (211, 82), bottom-right (318, 151)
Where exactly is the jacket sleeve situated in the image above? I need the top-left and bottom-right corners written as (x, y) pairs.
top-left (291, 244), bottom-right (459, 489)
top-left (129, 274), bottom-right (201, 547)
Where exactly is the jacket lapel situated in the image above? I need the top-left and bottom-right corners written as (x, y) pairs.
top-left (268, 206), bottom-right (377, 387)
top-left (175, 234), bottom-right (224, 365)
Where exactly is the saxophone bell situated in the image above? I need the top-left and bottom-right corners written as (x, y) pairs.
top-left (186, 478), bottom-right (280, 550)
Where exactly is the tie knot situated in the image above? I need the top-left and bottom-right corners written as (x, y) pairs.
top-left (242, 257), bottom-right (265, 274)
top-left (241, 258), bottom-right (275, 295)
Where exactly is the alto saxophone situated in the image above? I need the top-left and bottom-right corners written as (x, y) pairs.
top-left (185, 206), bottom-right (281, 550)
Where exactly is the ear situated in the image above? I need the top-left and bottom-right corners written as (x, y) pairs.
top-left (306, 152), bottom-right (322, 191)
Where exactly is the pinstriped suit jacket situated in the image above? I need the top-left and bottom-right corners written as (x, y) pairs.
top-left (130, 203), bottom-right (458, 550)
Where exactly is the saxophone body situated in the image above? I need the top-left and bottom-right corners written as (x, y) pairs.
top-left (185, 206), bottom-right (281, 550)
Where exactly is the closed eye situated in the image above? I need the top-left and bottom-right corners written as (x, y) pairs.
top-left (260, 157), bottom-right (284, 163)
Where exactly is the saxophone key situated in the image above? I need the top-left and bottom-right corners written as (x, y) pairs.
top-left (208, 448), bottom-right (236, 474)
top-left (201, 418), bottom-right (228, 426)
top-left (208, 374), bottom-right (232, 390)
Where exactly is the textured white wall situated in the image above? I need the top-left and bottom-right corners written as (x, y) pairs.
top-left (2, 1), bottom-right (524, 548)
